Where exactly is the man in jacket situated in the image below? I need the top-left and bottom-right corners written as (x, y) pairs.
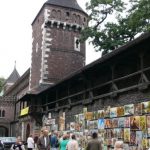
top-left (86, 132), bottom-right (102, 150)
top-left (37, 129), bottom-right (50, 150)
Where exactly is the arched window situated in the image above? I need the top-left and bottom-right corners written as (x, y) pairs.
top-left (76, 15), bottom-right (81, 24)
top-left (74, 37), bottom-right (80, 51)
top-left (2, 110), bottom-right (5, 117)
top-left (73, 14), bottom-right (77, 23)
top-left (57, 10), bottom-right (61, 20)
top-left (51, 9), bottom-right (57, 19)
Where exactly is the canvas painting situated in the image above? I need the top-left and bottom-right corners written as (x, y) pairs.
top-left (124, 104), bottom-right (134, 116)
top-left (124, 117), bottom-right (130, 128)
top-left (142, 139), bottom-right (148, 149)
top-left (105, 119), bottom-right (112, 128)
top-left (130, 116), bottom-right (140, 130)
top-left (94, 120), bottom-right (98, 129)
top-left (147, 128), bottom-right (150, 137)
top-left (74, 115), bottom-right (79, 123)
top-left (79, 114), bottom-right (84, 122)
top-left (117, 106), bottom-right (125, 117)
top-left (114, 128), bottom-right (124, 139)
top-left (85, 112), bottom-right (93, 120)
top-left (130, 131), bottom-right (136, 145)
top-left (104, 106), bottom-right (111, 118)
top-left (118, 117), bottom-right (125, 128)
top-left (83, 107), bottom-right (87, 113)
top-left (140, 116), bottom-right (146, 131)
top-left (142, 101), bottom-right (150, 114)
top-left (98, 110), bottom-right (105, 118)
top-left (147, 115), bottom-right (150, 128)
top-left (112, 118), bottom-right (118, 128)
top-left (104, 129), bottom-right (113, 139)
top-left (134, 103), bottom-right (142, 115)
top-left (124, 128), bottom-right (130, 143)
top-left (93, 111), bottom-right (98, 120)
top-left (70, 122), bottom-right (75, 131)
top-left (136, 131), bottom-right (143, 146)
top-left (110, 107), bottom-right (117, 118)
top-left (98, 119), bottom-right (105, 129)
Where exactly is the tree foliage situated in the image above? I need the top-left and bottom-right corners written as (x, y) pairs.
top-left (0, 77), bottom-right (5, 93)
top-left (81, 0), bottom-right (150, 54)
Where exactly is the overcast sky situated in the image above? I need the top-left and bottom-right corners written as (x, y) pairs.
top-left (0, 0), bottom-right (101, 78)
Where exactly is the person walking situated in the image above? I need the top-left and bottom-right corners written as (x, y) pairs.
top-left (66, 134), bottom-right (78, 150)
top-left (10, 136), bottom-right (25, 150)
top-left (27, 134), bottom-right (35, 150)
top-left (37, 129), bottom-right (50, 150)
top-left (60, 134), bottom-right (69, 150)
top-left (50, 131), bottom-right (59, 150)
top-left (114, 141), bottom-right (124, 150)
top-left (86, 132), bottom-right (102, 150)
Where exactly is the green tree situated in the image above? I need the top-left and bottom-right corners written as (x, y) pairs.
top-left (81, 0), bottom-right (150, 54)
top-left (0, 77), bottom-right (5, 92)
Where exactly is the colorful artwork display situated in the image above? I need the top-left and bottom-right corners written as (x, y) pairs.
top-left (124, 104), bottom-right (134, 116)
top-left (110, 107), bottom-right (117, 118)
top-left (105, 119), bottom-right (112, 128)
top-left (140, 116), bottom-right (146, 131)
top-left (142, 101), bottom-right (150, 113)
top-left (98, 119), bottom-right (105, 129)
top-left (98, 110), bottom-right (105, 118)
top-left (134, 103), bottom-right (142, 115)
top-left (117, 106), bottom-right (124, 117)
top-left (112, 118), bottom-right (118, 128)
top-left (136, 131), bottom-right (142, 146)
top-left (72, 100), bottom-right (150, 149)
top-left (147, 115), bottom-right (150, 128)
top-left (130, 116), bottom-right (140, 130)
top-left (124, 128), bottom-right (130, 143)
top-left (85, 112), bottom-right (93, 120)
top-left (104, 106), bottom-right (111, 118)
top-left (130, 131), bottom-right (136, 145)
top-left (118, 117), bottom-right (124, 128)
top-left (124, 117), bottom-right (130, 128)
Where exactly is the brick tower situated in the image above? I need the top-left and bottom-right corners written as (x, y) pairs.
top-left (29, 0), bottom-right (88, 90)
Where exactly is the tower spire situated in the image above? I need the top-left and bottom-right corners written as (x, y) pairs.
top-left (14, 61), bottom-right (16, 69)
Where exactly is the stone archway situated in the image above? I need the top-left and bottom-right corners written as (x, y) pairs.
top-left (26, 124), bottom-right (30, 140)
top-left (0, 126), bottom-right (8, 137)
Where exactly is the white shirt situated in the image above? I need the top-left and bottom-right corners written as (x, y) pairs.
top-left (44, 137), bottom-right (47, 147)
top-left (67, 140), bottom-right (78, 150)
top-left (27, 137), bottom-right (34, 148)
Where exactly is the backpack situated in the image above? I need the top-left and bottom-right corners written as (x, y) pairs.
top-left (55, 139), bottom-right (59, 148)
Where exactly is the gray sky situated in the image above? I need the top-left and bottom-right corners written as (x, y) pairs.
top-left (0, 0), bottom-right (101, 78)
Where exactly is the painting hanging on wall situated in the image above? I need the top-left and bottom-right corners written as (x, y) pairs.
top-left (130, 116), bottom-right (140, 130)
top-left (124, 104), bottom-right (134, 116)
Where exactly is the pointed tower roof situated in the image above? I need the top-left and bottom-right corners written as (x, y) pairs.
top-left (45, 0), bottom-right (84, 12)
top-left (6, 64), bottom-right (20, 83)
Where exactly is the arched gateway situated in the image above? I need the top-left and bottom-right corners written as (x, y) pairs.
top-left (0, 126), bottom-right (8, 137)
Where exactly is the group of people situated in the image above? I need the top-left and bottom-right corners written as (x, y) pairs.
top-left (10, 129), bottom-right (103, 150)
top-left (11, 129), bottom-right (150, 150)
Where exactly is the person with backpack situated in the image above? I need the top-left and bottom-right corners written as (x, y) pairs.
top-left (50, 130), bottom-right (59, 150)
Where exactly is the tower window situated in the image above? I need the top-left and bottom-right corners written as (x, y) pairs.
top-left (0, 110), bottom-right (5, 118)
top-left (74, 37), bottom-right (80, 51)
top-left (2, 110), bottom-right (5, 117)
top-left (66, 12), bottom-right (70, 17)
top-left (36, 43), bottom-right (39, 53)
top-left (84, 17), bottom-right (86, 22)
